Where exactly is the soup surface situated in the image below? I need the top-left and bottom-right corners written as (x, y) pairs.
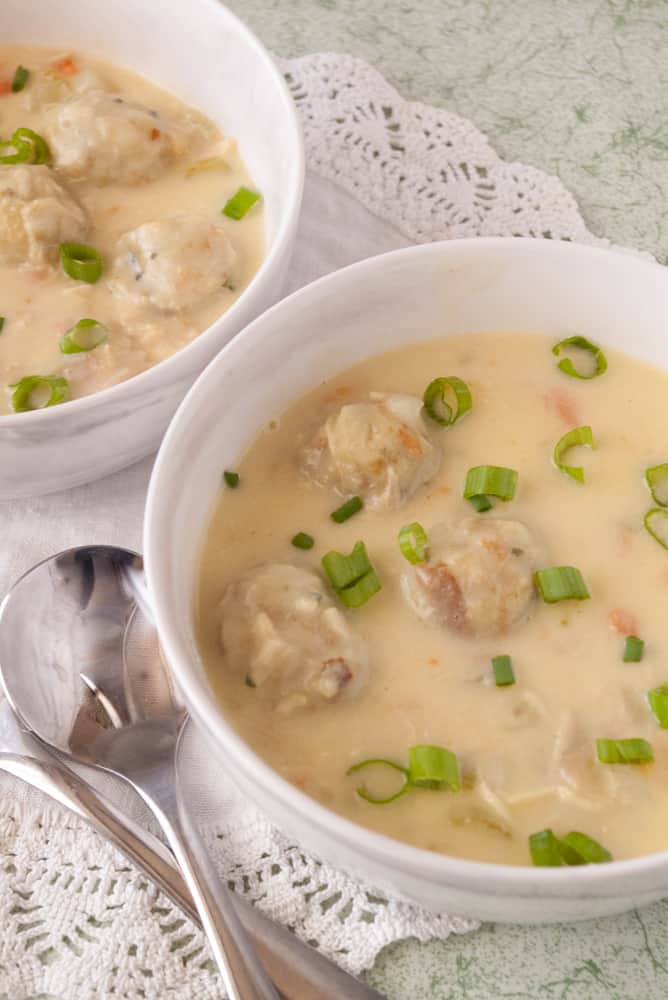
top-left (0, 46), bottom-right (263, 413)
top-left (196, 332), bottom-right (668, 866)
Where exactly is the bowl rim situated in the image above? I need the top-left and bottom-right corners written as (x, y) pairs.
top-left (146, 236), bottom-right (668, 893)
top-left (0, 0), bottom-right (304, 426)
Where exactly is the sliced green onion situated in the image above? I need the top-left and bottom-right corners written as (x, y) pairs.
top-left (59, 243), bottom-right (103, 283)
top-left (468, 494), bottom-right (492, 513)
top-left (245, 674), bottom-right (256, 688)
top-left (645, 464), bottom-right (668, 507)
top-left (322, 541), bottom-right (381, 608)
top-left (492, 654), bottom-right (515, 687)
top-left (186, 156), bottom-right (228, 178)
top-left (422, 376), bottom-right (472, 427)
top-left (647, 684), bottom-right (668, 729)
top-left (529, 829), bottom-right (564, 867)
top-left (346, 758), bottom-right (410, 805)
top-left (408, 744), bottom-right (461, 790)
top-left (535, 566), bottom-right (590, 603)
top-left (222, 186), bottom-right (261, 220)
top-left (0, 317), bottom-right (4, 334)
top-left (331, 496), bottom-right (363, 523)
top-left (11, 66), bottom-right (29, 93)
top-left (10, 374), bottom-right (69, 412)
top-left (223, 470), bottom-right (240, 488)
top-left (463, 465), bottom-right (518, 502)
top-left (59, 318), bottom-right (108, 354)
top-left (291, 531), bottom-right (314, 550)
top-left (398, 522), bottom-right (428, 564)
top-left (644, 508), bottom-right (668, 550)
top-left (596, 737), bottom-right (654, 764)
top-left (0, 126), bottom-right (50, 164)
top-left (553, 425), bottom-right (595, 484)
top-left (552, 335), bottom-right (608, 380)
top-left (558, 831), bottom-right (612, 865)
top-left (623, 635), bottom-right (644, 663)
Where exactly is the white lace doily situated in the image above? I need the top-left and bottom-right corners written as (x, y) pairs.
top-left (0, 52), bottom-right (616, 1000)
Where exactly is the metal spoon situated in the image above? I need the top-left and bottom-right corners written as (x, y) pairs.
top-left (0, 545), bottom-right (281, 1000)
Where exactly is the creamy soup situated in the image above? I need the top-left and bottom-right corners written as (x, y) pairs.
top-left (196, 333), bottom-right (668, 866)
top-left (0, 47), bottom-right (263, 413)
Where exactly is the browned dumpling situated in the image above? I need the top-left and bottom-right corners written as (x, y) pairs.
top-left (301, 393), bottom-right (441, 510)
top-left (402, 517), bottom-right (541, 636)
top-left (0, 164), bottom-right (89, 267)
top-left (218, 563), bottom-right (369, 713)
top-left (110, 214), bottom-right (236, 312)
top-left (45, 90), bottom-right (181, 185)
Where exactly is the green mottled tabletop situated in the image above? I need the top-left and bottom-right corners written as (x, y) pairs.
top-left (228, 1), bottom-right (666, 996)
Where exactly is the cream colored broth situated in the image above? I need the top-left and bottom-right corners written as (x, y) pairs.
top-left (0, 46), bottom-right (263, 412)
top-left (196, 333), bottom-right (668, 865)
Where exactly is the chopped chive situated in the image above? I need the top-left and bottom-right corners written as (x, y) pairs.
top-left (492, 654), bottom-right (515, 687)
top-left (245, 674), bottom-right (256, 688)
top-left (59, 318), bottom-right (108, 354)
top-left (535, 566), bottom-right (590, 603)
top-left (529, 829), bottom-right (564, 867)
top-left (11, 66), bottom-right (29, 93)
top-left (422, 375), bottom-right (472, 426)
top-left (553, 425), bottom-right (595, 484)
top-left (291, 531), bottom-right (314, 550)
top-left (59, 242), bottom-right (102, 283)
top-left (558, 831), bottom-right (612, 865)
top-left (331, 495), bottom-right (363, 523)
top-left (398, 522), bottom-right (428, 564)
top-left (596, 737), bottom-right (654, 764)
top-left (9, 374), bottom-right (69, 412)
top-left (222, 186), bottom-right (261, 220)
top-left (346, 757), bottom-right (410, 805)
top-left (463, 465), bottom-right (517, 502)
top-left (552, 335), bottom-right (608, 380)
top-left (0, 317), bottom-right (4, 334)
top-left (645, 463), bottom-right (668, 507)
top-left (623, 635), bottom-right (644, 663)
top-left (468, 494), bottom-right (492, 513)
top-left (644, 507), bottom-right (668, 550)
top-left (223, 470), bottom-right (240, 488)
top-left (322, 541), bottom-right (381, 608)
top-left (408, 745), bottom-right (461, 791)
top-left (647, 684), bottom-right (668, 729)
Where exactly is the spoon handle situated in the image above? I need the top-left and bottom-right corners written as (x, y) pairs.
top-left (0, 750), bottom-right (383, 999)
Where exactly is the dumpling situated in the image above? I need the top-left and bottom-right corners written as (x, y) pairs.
top-left (219, 563), bottom-right (369, 713)
top-left (0, 164), bottom-right (89, 268)
top-left (402, 517), bottom-right (540, 636)
top-left (45, 90), bottom-right (181, 185)
top-left (301, 393), bottom-right (441, 510)
top-left (109, 214), bottom-right (236, 312)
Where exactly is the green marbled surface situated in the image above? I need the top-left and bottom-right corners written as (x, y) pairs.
top-left (220, 1), bottom-right (668, 996)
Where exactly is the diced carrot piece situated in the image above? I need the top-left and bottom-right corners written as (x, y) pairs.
top-left (544, 387), bottom-right (580, 426)
top-left (150, 127), bottom-right (161, 141)
top-left (608, 608), bottom-right (638, 636)
top-left (398, 424), bottom-right (423, 456)
top-left (53, 56), bottom-right (79, 76)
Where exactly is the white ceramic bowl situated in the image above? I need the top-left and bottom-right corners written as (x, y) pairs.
top-left (146, 238), bottom-right (668, 923)
top-left (0, 0), bottom-right (303, 499)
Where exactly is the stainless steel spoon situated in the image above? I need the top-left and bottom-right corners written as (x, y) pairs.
top-left (0, 545), bottom-right (282, 1000)
top-left (0, 701), bottom-right (384, 1000)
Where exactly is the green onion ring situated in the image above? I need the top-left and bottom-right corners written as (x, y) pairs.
top-left (222, 186), bottom-right (261, 220)
top-left (492, 654), bottom-right (515, 686)
top-left (291, 532), bottom-right (314, 550)
top-left (468, 494), bottom-right (492, 513)
top-left (645, 464), bottom-right (668, 506)
top-left (552, 335), bottom-right (608, 380)
top-left (535, 566), bottom-right (590, 603)
top-left (331, 496), bottom-right (363, 523)
top-left (623, 635), bottom-right (644, 663)
top-left (408, 745), bottom-right (461, 790)
top-left (346, 758), bottom-right (410, 805)
top-left (529, 829), bottom-right (564, 867)
top-left (59, 318), bottom-right (108, 354)
top-left (463, 465), bottom-right (518, 501)
top-left (0, 127), bottom-right (50, 165)
top-left (553, 425), bottom-right (595, 484)
top-left (11, 66), bottom-right (29, 93)
top-left (647, 684), bottom-right (668, 729)
top-left (59, 243), bottom-right (103, 283)
top-left (596, 737), bottom-right (654, 764)
top-left (10, 374), bottom-right (69, 412)
top-left (398, 522), bottom-right (428, 564)
top-left (558, 831), bottom-right (612, 865)
top-left (644, 507), bottom-right (668, 550)
top-left (422, 375), bottom-right (472, 427)
top-left (223, 470), bottom-right (240, 488)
